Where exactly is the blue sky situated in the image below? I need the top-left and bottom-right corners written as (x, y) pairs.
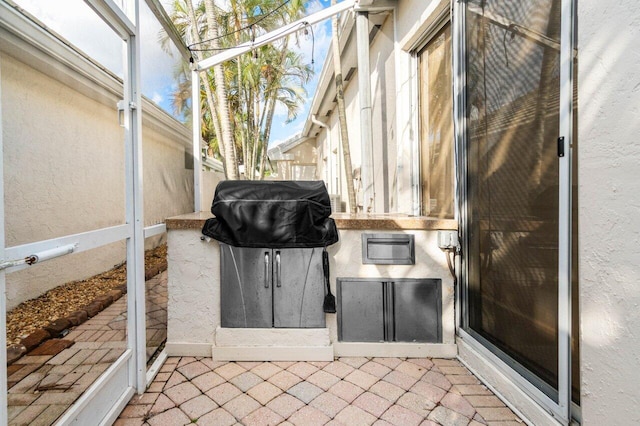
top-left (268, 0), bottom-right (333, 147)
top-left (13, 0), bottom-right (333, 148)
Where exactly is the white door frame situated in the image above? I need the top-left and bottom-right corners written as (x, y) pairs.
top-left (0, 52), bottom-right (8, 426)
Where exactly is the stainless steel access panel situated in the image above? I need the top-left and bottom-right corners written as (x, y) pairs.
top-left (337, 278), bottom-right (442, 342)
top-left (336, 280), bottom-right (386, 342)
top-left (361, 233), bottom-right (415, 264)
top-left (220, 244), bottom-right (325, 328)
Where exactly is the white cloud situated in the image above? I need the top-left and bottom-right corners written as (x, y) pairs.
top-left (152, 92), bottom-right (164, 104)
top-left (14, 0), bottom-right (124, 75)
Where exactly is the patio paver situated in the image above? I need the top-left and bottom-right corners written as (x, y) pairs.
top-left (6, 271), bottom-right (168, 426)
top-left (117, 355), bottom-right (524, 425)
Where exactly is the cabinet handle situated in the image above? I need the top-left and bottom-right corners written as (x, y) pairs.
top-left (276, 251), bottom-right (281, 287)
top-left (264, 252), bottom-right (270, 288)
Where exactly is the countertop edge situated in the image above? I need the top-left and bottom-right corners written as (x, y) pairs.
top-left (166, 212), bottom-right (458, 231)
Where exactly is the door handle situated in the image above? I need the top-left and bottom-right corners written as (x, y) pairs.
top-left (275, 251), bottom-right (281, 287)
top-left (264, 252), bottom-right (270, 288)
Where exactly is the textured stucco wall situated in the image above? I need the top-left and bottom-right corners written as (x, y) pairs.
top-left (578, 0), bottom-right (640, 423)
top-left (166, 229), bottom-right (219, 352)
top-left (142, 118), bottom-right (194, 228)
top-left (288, 139), bottom-right (317, 165)
top-left (1, 52), bottom-right (194, 309)
top-left (2, 55), bottom-right (125, 246)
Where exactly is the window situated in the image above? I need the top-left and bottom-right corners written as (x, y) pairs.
top-left (418, 22), bottom-right (454, 218)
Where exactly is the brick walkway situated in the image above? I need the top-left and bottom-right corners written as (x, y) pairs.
top-left (6, 271), bottom-right (168, 426)
top-left (116, 356), bottom-right (524, 426)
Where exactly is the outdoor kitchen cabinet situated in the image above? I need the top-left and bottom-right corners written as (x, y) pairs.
top-left (337, 278), bottom-right (442, 343)
top-left (220, 244), bottom-right (326, 328)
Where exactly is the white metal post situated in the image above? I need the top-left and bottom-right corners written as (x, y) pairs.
top-left (558, 0), bottom-right (575, 422)
top-left (452, 0), bottom-right (466, 334)
top-left (192, 69), bottom-right (202, 212)
top-left (356, 11), bottom-right (375, 212)
top-left (122, 0), bottom-right (146, 394)
top-left (0, 56), bottom-right (8, 426)
top-left (409, 52), bottom-right (420, 217)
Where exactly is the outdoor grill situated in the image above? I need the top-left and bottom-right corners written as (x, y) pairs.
top-left (202, 181), bottom-right (339, 328)
top-left (202, 180), bottom-right (338, 248)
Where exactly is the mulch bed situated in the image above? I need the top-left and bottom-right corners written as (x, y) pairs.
top-left (5, 244), bottom-right (167, 348)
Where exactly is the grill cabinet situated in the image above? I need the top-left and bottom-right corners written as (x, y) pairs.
top-left (220, 245), bottom-right (325, 328)
top-left (203, 181), bottom-right (338, 329)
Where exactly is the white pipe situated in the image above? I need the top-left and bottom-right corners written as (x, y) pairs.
top-left (192, 70), bottom-right (202, 212)
top-left (311, 114), bottom-right (329, 129)
top-left (356, 11), bottom-right (375, 212)
top-left (0, 258), bottom-right (27, 271)
top-left (197, 0), bottom-right (357, 71)
top-left (26, 244), bottom-right (76, 264)
top-left (0, 243), bottom-right (76, 270)
top-left (0, 57), bottom-right (6, 426)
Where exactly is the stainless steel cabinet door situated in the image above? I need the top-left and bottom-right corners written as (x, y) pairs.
top-left (337, 278), bottom-right (442, 342)
top-left (392, 279), bottom-right (442, 343)
top-left (220, 244), bottom-right (273, 328)
top-left (273, 248), bottom-right (325, 328)
top-left (337, 280), bottom-right (385, 342)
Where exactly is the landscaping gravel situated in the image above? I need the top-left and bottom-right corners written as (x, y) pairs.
top-left (5, 244), bottom-right (167, 347)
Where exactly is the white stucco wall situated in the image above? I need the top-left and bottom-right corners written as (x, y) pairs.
top-left (578, 0), bottom-right (640, 423)
top-left (273, 139), bottom-right (318, 181)
top-left (2, 54), bottom-right (125, 246)
top-left (142, 117), bottom-right (194, 228)
top-left (1, 47), bottom-right (195, 309)
top-left (166, 229), bottom-right (219, 356)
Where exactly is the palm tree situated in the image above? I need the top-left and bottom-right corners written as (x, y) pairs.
top-left (258, 47), bottom-right (312, 178)
top-left (203, 0), bottom-right (239, 179)
top-left (331, 0), bottom-right (357, 212)
top-left (166, 0), bottom-right (228, 172)
top-left (163, 0), bottom-right (314, 179)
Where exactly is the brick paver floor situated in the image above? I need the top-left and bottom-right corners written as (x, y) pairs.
top-left (6, 271), bottom-right (168, 426)
top-left (117, 356), bottom-right (524, 426)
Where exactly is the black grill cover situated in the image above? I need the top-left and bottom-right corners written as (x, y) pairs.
top-left (202, 180), bottom-right (339, 248)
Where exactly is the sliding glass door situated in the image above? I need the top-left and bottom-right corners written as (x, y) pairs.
top-left (459, 0), bottom-right (578, 422)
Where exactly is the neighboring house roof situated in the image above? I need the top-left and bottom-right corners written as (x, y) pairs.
top-left (267, 133), bottom-right (310, 161)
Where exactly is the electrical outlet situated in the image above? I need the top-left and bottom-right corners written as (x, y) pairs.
top-left (438, 231), bottom-right (459, 250)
